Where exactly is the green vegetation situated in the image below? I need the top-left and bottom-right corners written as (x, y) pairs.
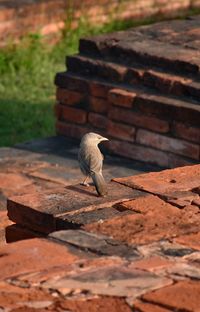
top-left (0, 8), bottom-right (199, 147)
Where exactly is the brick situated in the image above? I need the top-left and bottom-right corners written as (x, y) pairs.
top-left (107, 120), bottom-right (135, 142)
top-left (0, 173), bottom-right (33, 191)
top-left (58, 105), bottom-right (87, 124)
top-left (173, 121), bottom-right (200, 144)
top-left (135, 93), bottom-right (200, 127)
top-left (133, 300), bottom-right (172, 312)
top-left (113, 164), bottom-right (200, 196)
top-left (7, 182), bottom-right (143, 234)
top-left (60, 297), bottom-right (132, 312)
top-left (89, 96), bottom-right (108, 114)
top-left (88, 112), bottom-right (108, 129)
top-left (174, 232), bottom-right (200, 251)
top-left (108, 106), bottom-right (169, 133)
top-left (131, 256), bottom-right (174, 272)
top-left (108, 139), bottom-right (169, 167)
top-left (67, 55), bottom-right (127, 82)
top-left (136, 129), bottom-right (200, 160)
top-left (56, 121), bottom-right (91, 139)
top-left (84, 195), bottom-right (199, 245)
top-left (56, 88), bottom-right (84, 106)
top-left (55, 72), bottom-right (89, 92)
top-left (142, 280), bottom-right (200, 311)
top-left (108, 88), bottom-right (136, 108)
top-left (89, 80), bottom-right (111, 98)
top-left (0, 238), bottom-right (80, 280)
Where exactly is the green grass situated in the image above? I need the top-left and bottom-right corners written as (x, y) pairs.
top-left (0, 8), bottom-right (199, 147)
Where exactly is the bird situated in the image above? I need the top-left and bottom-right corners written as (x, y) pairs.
top-left (78, 132), bottom-right (109, 196)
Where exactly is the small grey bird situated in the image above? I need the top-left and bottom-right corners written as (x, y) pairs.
top-left (78, 132), bottom-right (109, 196)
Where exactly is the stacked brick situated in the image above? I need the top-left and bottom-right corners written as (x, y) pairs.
top-left (55, 16), bottom-right (200, 168)
top-left (1, 0), bottom-right (200, 45)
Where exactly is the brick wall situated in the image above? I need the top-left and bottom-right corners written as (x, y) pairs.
top-left (0, 0), bottom-right (200, 45)
top-left (55, 16), bottom-right (200, 168)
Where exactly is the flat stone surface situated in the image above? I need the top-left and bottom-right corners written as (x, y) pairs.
top-left (7, 181), bottom-right (143, 234)
top-left (43, 264), bottom-right (172, 299)
top-left (50, 229), bottom-right (140, 258)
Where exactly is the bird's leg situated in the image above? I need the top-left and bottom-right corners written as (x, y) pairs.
top-left (80, 176), bottom-right (90, 187)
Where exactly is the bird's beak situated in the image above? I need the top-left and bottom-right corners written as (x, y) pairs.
top-left (100, 136), bottom-right (109, 142)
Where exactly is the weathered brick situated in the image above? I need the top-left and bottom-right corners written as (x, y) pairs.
top-left (88, 80), bottom-right (111, 98)
top-left (89, 96), bottom-right (108, 114)
top-left (0, 238), bottom-right (80, 280)
top-left (56, 88), bottom-right (84, 106)
top-left (56, 121), bottom-right (91, 139)
top-left (107, 120), bottom-right (135, 142)
top-left (55, 72), bottom-right (89, 92)
top-left (135, 93), bottom-right (200, 126)
top-left (108, 139), bottom-right (169, 167)
top-left (142, 280), bottom-right (200, 311)
top-left (7, 182), bottom-right (142, 234)
top-left (84, 195), bottom-right (199, 245)
top-left (57, 105), bottom-right (87, 124)
top-left (136, 129), bottom-right (200, 160)
top-left (88, 112), bottom-right (108, 129)
top-left (133, 300), bottom-right (172, 312)
top-left (67, 55), bottom-right (127, 82)
top-left (108, 88), bottom-right (136, 108)
top-left (108, 106), bottom-right (169, 133)
top-left (173, 121), bottom-right (200, 144)
top-left (113, 164), bottom-right (200, 196)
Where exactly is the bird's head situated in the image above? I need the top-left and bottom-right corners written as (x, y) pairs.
top-left (80, 132), bottom-right (109, 146)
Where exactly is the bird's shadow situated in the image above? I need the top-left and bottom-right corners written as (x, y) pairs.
top-left (66, 184), bottom-right (98, 198)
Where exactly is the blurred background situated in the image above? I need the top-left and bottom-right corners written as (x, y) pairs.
top-left (0, 0), bottom-right (199, 147)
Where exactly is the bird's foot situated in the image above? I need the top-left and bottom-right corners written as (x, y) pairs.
top-left (80, 182), bottom-right (90, 187)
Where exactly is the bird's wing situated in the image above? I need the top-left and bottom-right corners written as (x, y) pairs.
top-left (78, 146), bottom-right (103, 175)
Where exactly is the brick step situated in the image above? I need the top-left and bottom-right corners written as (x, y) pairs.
top-left (79, 35), bottom-right (200, 77)
top-left (7, 182), bottom-right (142, 234)
top-left (55, 72), bottom-right (200, 126)
top-left (66, 55), bottom-right (200, 102)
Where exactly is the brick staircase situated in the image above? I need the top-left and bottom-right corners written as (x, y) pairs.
top-left (55, 17), bottom-right (200, 168)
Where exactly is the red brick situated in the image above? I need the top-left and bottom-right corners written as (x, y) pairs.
top-left (131, 256), bottom-right (174, 272)
top-left (88, 112), bottom-right (108, 129)
top-left (108, 88), bottom-right (136, 108)
top-left (60, 297), bottom-right (132, 312)
top-left (56, 121), bottom-right (91, 139)
top-left (136, 129), bottom-right (200, 160)
top-left (58, 105), bottom-right (87, 124)
top-left (173, 121), bottom-right (200, 144)
top-left (84, 194), bottom-right (199, 245)
top-left (133, 300), bottom-right (172, 312)
top-left (0, 173), bottom-right (32, 191)
top-left (167, 153), bottom-right (196, 168)
top-left (142, 280), bottom-right (200, 311)
top-left (108, 139), bottom-right (169, 167)
top-left (56, 88), bottom-right (84, 106)
top-left (89, 80), bottom-right (110, 98)
top-left (89, 96), bottom-right (108, 114)
top-left (113, 164), bottom-right (200, 196)
top-left (0, 238), bottom-right (80, 280)
top-left (55, 72), bottom-right (89, 92)
top-left (174, 232), bottom-right (200, 251)
top-left (107, 121), bottom-right (135, 142)
top-left (108, 106), bottom-right (169, 133)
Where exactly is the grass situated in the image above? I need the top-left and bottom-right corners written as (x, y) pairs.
top-left (0, 8), bottom-right (199, 147)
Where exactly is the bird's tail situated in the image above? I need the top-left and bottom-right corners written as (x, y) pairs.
top-left (91, 172), bottom-right (107, 197)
